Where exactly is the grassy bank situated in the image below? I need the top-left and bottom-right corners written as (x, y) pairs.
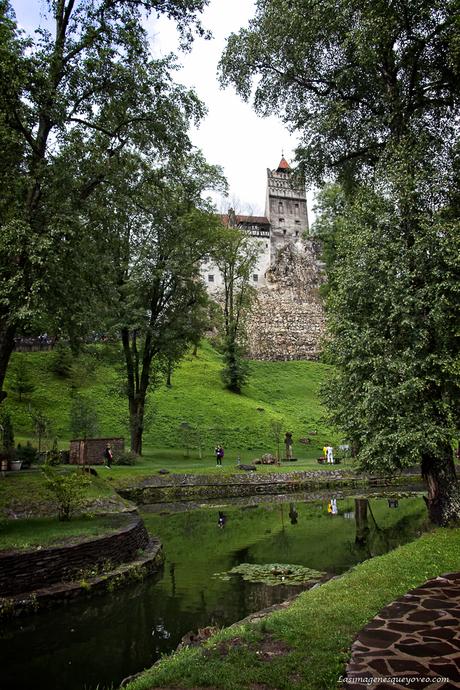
top-left (0, 469), bottom-right (131, 519)
top-left (0, 514), bottom-right (127, 551)
top-left (124, 527), bottom-right (460, 690)
top-left (3, 341), bottom-right (335, 458)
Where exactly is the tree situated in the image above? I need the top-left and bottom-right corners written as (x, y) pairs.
top-left (211, 219), bottom-right (261, 392)
top-left (220, 0), bottom-right (458, 186)
top-left (9, 357), bottom-right (35, 401)
top-left (270, 418), bottom-right (284, 463)
top-left (0, 0), bottom-right (209, 403)
top-left (30, 407), bottom-right (52, 454)
top-left (69, 394), bottom-right (100, 440)
top-left (220, 0), bottom-right (460, 525)
top-left (109, 153), bottom-right (224, 454)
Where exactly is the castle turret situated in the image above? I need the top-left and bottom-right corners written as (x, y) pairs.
top-left (265, 156), bottom-right (309, 257)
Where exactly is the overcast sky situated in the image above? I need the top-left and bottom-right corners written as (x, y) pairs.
top-left (11, 0), bottom-right (312, 218)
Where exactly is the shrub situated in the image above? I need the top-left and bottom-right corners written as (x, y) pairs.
top-left (49, 341), bottom-right (74, 377)
top-left (42, 465), bottom-right (90, 521)
top-left (113, 450), bottom-right (138, 466)
top-left (69, 394), bottom-right (100, 439)
top-left (0, 412), bottom-right (15, 455)
top-left (9, 358), bottom-right (35, 401)
top-left (15, 442), bottom-right (38, 468)
top-left (47, 438), bottom-right (61, 466)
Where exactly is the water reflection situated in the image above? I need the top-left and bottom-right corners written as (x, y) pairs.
top-left (0, 494), bottom-right (428, 690)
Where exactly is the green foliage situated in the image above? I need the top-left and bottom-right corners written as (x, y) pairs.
top-left (48, 343), bottom-right (74, 378)
top-left (220, 0), bottom-right (460, 519)
top-left (222, 563), bottom-right (325, 586)
top-left (9, 357), bottom-right (35, 401)
top-left (211, 225), bottom-right (260, 392)
top-left (322, 181), bottom-right (460, 476)
top-left (69, 394), bottom-right (100, 440)
top-left (29, 407), bottom-right (52, 454)
top-left (219, 0), bottom-right (457, 187)
top-left (0, 0), bottom-right (212, 401)
top-left (3, 342), bottom-right (335, 454)
top-left (15, 442), bottom-right (37, 469)
top-left (0, 411), bottom-right (14, 453)
top-left (41, 466), bottom-right (90, 521)
top-left (220, 337), bottom-right (250, 393)
top-left (111, 154), bottom-right (225, 453)
top-left (47, 438), bottom-right (61, 466)
top-left (113, 450), bottom-right (138, 466)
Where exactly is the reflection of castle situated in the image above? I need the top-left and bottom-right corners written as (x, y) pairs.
top-left (203, 157), bottom-right (325, 361)
top-left (202, 157), bottom-right (309, 290)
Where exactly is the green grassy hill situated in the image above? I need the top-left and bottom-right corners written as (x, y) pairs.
top-left (3, 341), bottom-right (336, 458)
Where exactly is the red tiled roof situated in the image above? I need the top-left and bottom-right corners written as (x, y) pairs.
top-left (277, 157), bottom-right (290, 171)
top-left (220, 214), bottom-right (270, 227)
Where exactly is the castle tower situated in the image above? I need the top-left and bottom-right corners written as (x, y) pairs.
top-left (265, 156), bottom-right (309, 258)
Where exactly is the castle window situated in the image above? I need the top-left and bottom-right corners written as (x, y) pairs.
top-left (208, 274), bottom-right (214, 283)
top-left (279, 217), bottom-right (284, 223)
top-left (266, 243), bottom-right (268, 248)
top-left (253, 274), bottom-right (258, 282)
top-left (295, 231), bottom-right (299, 237)
top-left (278, 201), bottom-right (283, 212)
top-left (295, 203), bottom-right (299, 216)
top-left (283, 229), bottom-right (286, 235)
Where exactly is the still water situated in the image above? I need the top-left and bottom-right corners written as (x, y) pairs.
top-left (0, 493), bottom-right (429, 690)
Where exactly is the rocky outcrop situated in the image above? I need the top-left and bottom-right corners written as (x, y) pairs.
top-left (246, 239), bottom-right (326, 360)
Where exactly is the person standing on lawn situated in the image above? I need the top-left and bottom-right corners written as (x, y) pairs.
top-left (104, 443), bottom-right (113, 468)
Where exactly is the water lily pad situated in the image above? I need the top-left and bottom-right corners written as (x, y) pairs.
top-left (220, 563), bottom-right (325, 586)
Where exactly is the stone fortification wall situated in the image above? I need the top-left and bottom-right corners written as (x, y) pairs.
top-left (246, 239), bottom-right (326, 360)
top-left (0, 515), bottom-right (148, 596)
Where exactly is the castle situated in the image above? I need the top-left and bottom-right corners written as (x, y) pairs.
top-left (202, 157), bottom-right (326, 360)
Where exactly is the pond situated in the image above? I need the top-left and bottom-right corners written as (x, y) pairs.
top-left (0, 492), bottom-right (429, 690)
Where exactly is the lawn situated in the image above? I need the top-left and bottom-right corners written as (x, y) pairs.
top-left (3, 340), bottom-right (336, 459)
top-left (0, 514), bottom-right (127, 551)
top-left (124, 526), bottom-right (460, 690)
top-left (0, 469), bottom-right (130, 519)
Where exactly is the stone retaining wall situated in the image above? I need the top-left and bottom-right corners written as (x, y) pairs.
top-left (116, 470), bottom-right (410, 505)
top-left (0, 516), bottom-right (149, 596)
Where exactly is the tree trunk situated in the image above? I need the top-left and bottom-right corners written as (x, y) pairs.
top-left (421, 448), bottom-right (460, 526)
top-left (0, 319), bottom-right (16, 404)
top-left (166, 360), bottom-right (172, 387)
top-left (354, 499), bottom-right (370, 546)
top-left (130, 396), bottom-right (144, 455)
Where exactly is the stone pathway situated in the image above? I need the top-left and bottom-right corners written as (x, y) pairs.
top-left (344, 572), bottom-right (460, 689)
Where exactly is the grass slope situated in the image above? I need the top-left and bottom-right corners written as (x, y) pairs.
top-left (4, 341), bottom-right (336, 458)
top-left (125, 527), bottom-right (460, 690)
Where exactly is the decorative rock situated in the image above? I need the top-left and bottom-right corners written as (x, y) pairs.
top-left (260, 453), bottom-right (278, 465)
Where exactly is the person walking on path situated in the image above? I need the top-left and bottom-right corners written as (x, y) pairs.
top-left (104, 443), bottom-right (113, 469)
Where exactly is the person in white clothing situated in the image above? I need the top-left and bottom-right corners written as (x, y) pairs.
top-left (326, 446), bottom-right (334, 464)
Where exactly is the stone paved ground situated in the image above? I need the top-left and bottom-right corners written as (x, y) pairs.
top-left (344, 572), bottom-right (460, 689)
